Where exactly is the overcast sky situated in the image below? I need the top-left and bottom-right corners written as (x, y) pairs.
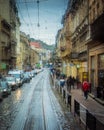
top-left (16, 0), bottom-right (69, 45)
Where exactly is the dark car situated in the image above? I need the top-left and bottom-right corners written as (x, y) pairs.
top-left (0, 86), bottom-right (3, 101)
top-left (0, 80), bottom-right (11, 96)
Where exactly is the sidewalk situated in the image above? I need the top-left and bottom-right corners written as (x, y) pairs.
top-left (53, 77), bottom-right (104, 129)
top-left (70, 88), bottom-right (104, 125)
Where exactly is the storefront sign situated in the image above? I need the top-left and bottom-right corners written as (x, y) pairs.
top-left (0, 63), bottom-right (6, 69)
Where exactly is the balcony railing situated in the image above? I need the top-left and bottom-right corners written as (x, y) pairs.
top-left (91, 13), bottom-right (104, 42)
top-left (11, 32), bottom-right (17, 44)
top-left (1, 19), bottom-right (11, 34)
top-left (69, 52), bottom-right (79, 59)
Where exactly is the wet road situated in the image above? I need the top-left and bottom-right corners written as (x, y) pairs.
top-left (0, 69), bottom-right (72, 130)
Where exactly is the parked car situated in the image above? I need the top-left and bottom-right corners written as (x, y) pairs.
top-left (0, 85), bottom-right (3, 101)
top-left (8, 70), bottom-right (24, 87)
top-left (5, 76), bottom-right (18, 90)
top-left (25, 71), bottom-right (32, 80)
top-left (0, 80), bottom-right (11, 96)
top-left (31, 70), bottom-right (36, 77)
top-left (23, 72), bottom-right (31, 83)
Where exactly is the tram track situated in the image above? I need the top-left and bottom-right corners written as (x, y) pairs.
top-left (42, 77), bottom-right (47, 130)
top-left (23, 74), bottom-right (45, 130)
top-left (8, 69), bottom-right (70, 130)
top-left (9, 73), bottom-right (44, 130)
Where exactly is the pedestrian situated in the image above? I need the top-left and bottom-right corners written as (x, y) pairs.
top-left (55, 69), bottom-right (60, 79)
top-left (82, 81), bottom-right (90, 100)
top-left (66, 76), bottom-right (71, 92)
top-left (71, 76), bottom-right (75, 89)
top-left (0, 73), bottom-right (2, 79)
top-left (60, 76), bottom-right (65, 88)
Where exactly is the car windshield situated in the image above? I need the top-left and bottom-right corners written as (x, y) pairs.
top-left (24, 73), bottom-right (29, 78)
top-left (6, 77), bottom-right (15, 81)
top-left (12, 74), bottom-right (20, 78)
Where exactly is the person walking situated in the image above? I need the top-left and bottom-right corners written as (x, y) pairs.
top-left (60, 76), bottom-right (65, 88)
top-left (82, 81), bottom-right (90, 100)
top-left (71, 76), bottom-right (75, 89)
top-left (66, 76), bottom-right (72, 92)
top-left (55, 69), bottom-right (60, 79)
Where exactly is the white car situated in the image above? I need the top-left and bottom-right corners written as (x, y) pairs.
top-left (5, 76), bottom-right (18, 90)
top-left (8, 70), bottom-right (24, 87)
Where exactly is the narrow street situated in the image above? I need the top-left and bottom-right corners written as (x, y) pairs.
top-left (0, 69), bottom-right (81, 130)
top-left (0, 1), bottom-right (104, 130)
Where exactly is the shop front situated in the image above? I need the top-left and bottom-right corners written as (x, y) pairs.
top-left (89, 43), bottom-right (104, 100)
top-left (97, 54), bottom-right (104, 100)
top-left (0, 62), bottom-right (7, 74)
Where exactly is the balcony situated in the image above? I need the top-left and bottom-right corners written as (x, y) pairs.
top-left (0, 46), bottom-right (11, 61)
top-left (1, 19), bottom-right (11, 35)
top-left (10, 46), bottom-right (17, 58)
top-left (11, 51), bottom-right (17, 58)
top-left (69, 52), bottom-right (79, 59)
top-left (60, 46), bottom-right (66, 52)
top-left (64, 31), bottom-right (71, 40)
top-left (11, 32), bottom-right (17, 44)
top-left (78, 51), bottom-right (87, 61)
top-left (91, 13), bottom-right (104, 42)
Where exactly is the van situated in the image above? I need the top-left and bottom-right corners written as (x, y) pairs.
top-left (8, 70), bottom-right (24, 87)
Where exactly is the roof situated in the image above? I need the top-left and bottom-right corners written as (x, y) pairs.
top-left (30, 42), bottom-right (41, 49)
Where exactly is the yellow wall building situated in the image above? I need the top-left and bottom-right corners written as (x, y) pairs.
top-left (0, 0), bottom-right (19, 73)
top-left (18, 32), bottom-right (31, 70)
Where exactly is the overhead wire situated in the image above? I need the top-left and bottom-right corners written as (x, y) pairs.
top-left (16, 0), bottom-right (32, 35)
top-left (16, 0), bottom-right (48, 37)
top-left (16, 0), bottom-right (65, 44)
top-left (16, 1), bottom-right (27, 25)
top-left (24, 0), bottom-right (35, 36)
top-left (16, 0), bottom-right (36, 36)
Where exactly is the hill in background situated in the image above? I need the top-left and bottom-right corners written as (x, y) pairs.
top-left (30, 38), bottom-right (55, 51)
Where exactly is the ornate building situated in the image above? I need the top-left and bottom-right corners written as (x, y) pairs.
top-left (69, 0), bottom-right (89, 82)
top-left (88, 0), bottom-right (104, 100)
top-left (60, 11), bottom-right (72, 76)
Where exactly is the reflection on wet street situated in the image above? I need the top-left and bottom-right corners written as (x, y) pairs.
top-left (0, 69), bottom-right (71, 130)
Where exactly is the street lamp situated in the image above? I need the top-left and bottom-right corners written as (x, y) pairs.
top-left (76, 64), bottom-right (80, 78)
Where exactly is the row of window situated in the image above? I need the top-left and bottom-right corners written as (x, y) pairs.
top-left (89, 0), bottom-right (104, 24)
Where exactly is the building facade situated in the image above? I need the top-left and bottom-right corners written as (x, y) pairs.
top-left (55, 0), bottom-right (104, 101)
top-left (60, 11), bottom-right (72, 77)
top-left (88, 0), bottom-right (104, 100)
top-left (69, 0), bottom-right (89, 82)
top-left (20, 32), bottom-right (31, 71)
top-left (0, 0), bottom-right (19, 73)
